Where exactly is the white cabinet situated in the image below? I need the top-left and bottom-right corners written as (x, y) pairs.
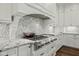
top-left (33, 42), bottom-right (55, 56)
top-left (57, 4), bottom-right (79, 26)
top-left (68, 4), bottom-right (79, 26)
top-left (56, 4), bottom-right (64, 26)
top-left (0, 3), bottom-right (12, 23)
top-left (73, 35), bottom-right (79, 48)
top-left (64, 7), bottom-right (72, 26)
top-left (46, 42), bottom-right (56, 56)
top-left (63, 34), bottom-right (75, 46)
top-left (0, 48), bottom-right (17, 56)
top-left (0, 44), bottom-right (32, 56)
top-left (33, 48), bottom-right (47, 56)
top-left (64, 4), bottom-right (79, 26)
top-left (18, 44), bottom-right (31, 56)
top-left (33, 38), bottom-right (59, 56)
top-left (63, 34), bottom-right (79, 48)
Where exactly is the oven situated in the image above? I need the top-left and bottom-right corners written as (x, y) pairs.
top-left (33, 38), bottom-right (57, 51)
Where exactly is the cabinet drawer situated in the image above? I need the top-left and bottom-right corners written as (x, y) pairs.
top-left (0, 48), bottom-right (17, 56)
top-left (33, 47), bottom-right (47, 56)
top-left (64, 34), bottom-right (74, 38)
top-left (0, 50), bottom-right (8, 56)
top-left (34, 50), bottom-right (45, 56)
top-left (7, 48), bottom-right (17, 55)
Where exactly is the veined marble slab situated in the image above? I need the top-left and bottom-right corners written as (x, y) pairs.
top-left (0, 39), bottom-right (35, 51)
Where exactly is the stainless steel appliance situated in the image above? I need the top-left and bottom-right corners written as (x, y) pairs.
top-left (33, 38), bottom-right (57, 51)
top-left (22, 33), bottom-right (57, 51)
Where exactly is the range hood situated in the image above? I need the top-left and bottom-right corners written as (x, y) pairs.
top-left (26, 14), bottom-right (50, 20)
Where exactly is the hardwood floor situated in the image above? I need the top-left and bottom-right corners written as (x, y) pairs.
top-left (56, 46), bottom-right (79, 56)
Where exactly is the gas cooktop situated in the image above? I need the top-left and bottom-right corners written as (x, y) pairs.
top-left (29, 35), bottom-right (48, 41)
top-left (23, 35), bottom-right (48, 41)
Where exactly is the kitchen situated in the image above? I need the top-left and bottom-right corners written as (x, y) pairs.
top-left (0, 3), bottom-right (79, 56)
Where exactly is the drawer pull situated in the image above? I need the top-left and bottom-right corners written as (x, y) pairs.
top-left (5, 54), bottom-right (8, 56)
top-left (0, 50), bottom-right (2, 52)
top-left (28, 45), bottom-right (32, 48)
top-left (51, 47), bottom-right (53, 48)
top-left (40, 53), bottom-right (44, 56)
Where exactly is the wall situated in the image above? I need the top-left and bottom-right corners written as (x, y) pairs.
top-left (16, 16), bottom-right (54, 38)
top-left (43, 19), bottom-right (54, 34)
top-left (10, 3), bottom-right (56, 40)
top-left (16, 16), bottom-right (44, 38)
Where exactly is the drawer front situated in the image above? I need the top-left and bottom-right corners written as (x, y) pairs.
top-left (0, 48), bottom-right (17, 56)
top-left (35, 43), bottom-right (55, 56)
top-left (64, 35), bottom-right (73, 39)
top-left (7, 48), bottom-right (17, 56)
top-left (0, 51), bottom-right (8, 56)
top-left (33, 46), bottom-right (48, 56)
top-left (34, 51), bottom-right (46, 56)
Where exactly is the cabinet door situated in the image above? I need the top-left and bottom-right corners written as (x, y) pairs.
top-left (64, 8), bottom-right (72, 26)
top-left (71, 5), bottom-right (79, 26)
top-left (0, 3), bottom-right (12, 22)
top-left (0, 48), bottom-right (17, 56)
top-left (73, 35), bottom-right (79, 48)
top-left (18, 44), bottom-right (31, 56)
top-left (64, 4), bottom-right (79, 26)
top-left (7, 48), bottom-right (17, 56)
top-left (57, 5), bottom-right (64, 26)
top-left (63, 34), bottom-right (77, 47)
top-left (46, 43), bottom-right (55, 56)
top-left (0, 50), bottom-right (8, 56)
top-left (33, 48), bottom-right (47, 56)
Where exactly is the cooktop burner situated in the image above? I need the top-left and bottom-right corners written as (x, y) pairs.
top-left (24, 35), bottom-right (48, 41)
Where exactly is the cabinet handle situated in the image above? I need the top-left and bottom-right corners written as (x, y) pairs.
top-left (40, 53), bottom-right (44, 56)
top-left (51, 47), bottom-right (53, 48)
top-left (5, 54), bottom-right (8, 56)
top-left (29, 45), bottom-right (31, 48)
top-left (0, 50), bottom-right (2, 52)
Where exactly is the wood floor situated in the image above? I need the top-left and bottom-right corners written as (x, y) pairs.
top-left (56, 46), bottom-right (79, 56)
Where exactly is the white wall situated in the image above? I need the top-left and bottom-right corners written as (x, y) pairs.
top-left (42, 19), bottom-right (54, 34)
top-left (10, 3), bottom-right (56, 40)
top-left (16, 16), bottom-right (55, 38)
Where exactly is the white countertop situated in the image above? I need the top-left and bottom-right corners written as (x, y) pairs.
top-left (0, 35), bottom-right (57, 52)
top-left (63, 32), bottom-right (79, 35)
top-left (0, 39), bottom-right (35, 51)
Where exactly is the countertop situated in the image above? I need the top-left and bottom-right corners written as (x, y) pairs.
top-left (0, 35), bottom-right (57, 52)
top-left (62, 32), bottom-right (79, 35)
top-left (0, 39), bottom-right (35, 52)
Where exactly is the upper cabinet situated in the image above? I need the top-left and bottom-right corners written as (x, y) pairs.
top-left (64, 4), bottom-right (79, 26)
top-left (57, 3), bottom-right (79, 26)
top-left (70, 4), bottom-right (79, 26)
top-left (0, 3), bottom-right (13, 23)
top-left (56, 4), bottom-right (64, 26)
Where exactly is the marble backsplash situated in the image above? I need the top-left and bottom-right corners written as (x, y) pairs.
top-left (16, 16), bottom-right (44, 38)
top-left (0, 23), bottom-right (9, 40)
